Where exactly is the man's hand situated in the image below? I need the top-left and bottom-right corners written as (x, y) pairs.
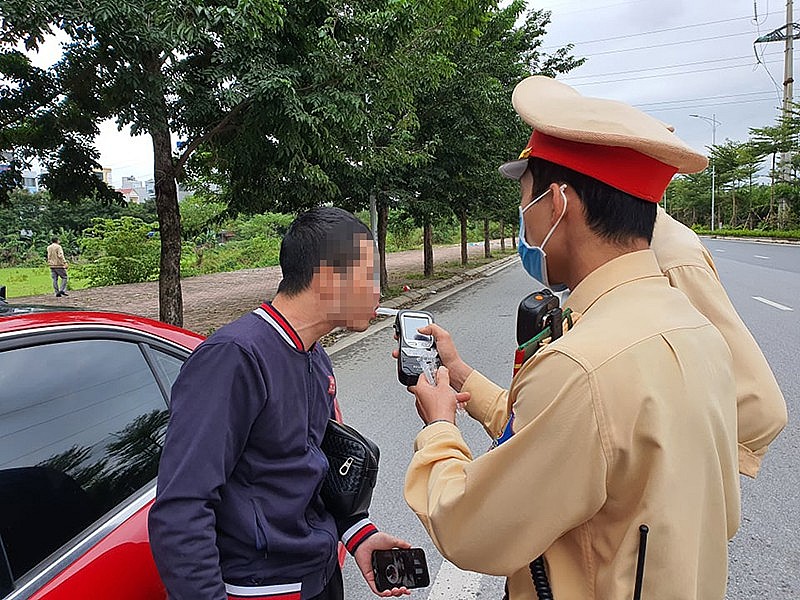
top-left (409, 366), bottom-right (470, 425)
top-left (353, 532), bottom-right (412, 596)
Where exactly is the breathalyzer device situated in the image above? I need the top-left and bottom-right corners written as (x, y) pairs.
top-left (394, 310), bottom-right (441, 386)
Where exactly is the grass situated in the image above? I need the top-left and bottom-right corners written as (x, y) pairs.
top-left (693, 226), bottom-right (800, 240)
top-left (381, 249), bottom-right (517, 300)
top-left (0, 267), bottom-right (90, 298)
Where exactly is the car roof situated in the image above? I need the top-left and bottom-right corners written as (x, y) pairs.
top-left (0, 302), bottom-right (205, 350)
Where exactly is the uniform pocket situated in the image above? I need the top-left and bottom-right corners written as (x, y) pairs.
top-left (250, 498), bottom-right (269, 553)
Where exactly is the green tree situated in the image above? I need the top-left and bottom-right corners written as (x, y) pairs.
top-left (1, 0), bottom-right (295, 325)
top-left (187, 1), bottom-right (495, 292)
top-left (748, 113), bottom-right (799, 225)
top-left (710, 140), bottom-right (761, 228)
top-left (407, 3), bottom-right (582, 275)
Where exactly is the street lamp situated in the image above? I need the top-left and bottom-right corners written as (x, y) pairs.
top-left (690, 113), bottom-right (721, 230)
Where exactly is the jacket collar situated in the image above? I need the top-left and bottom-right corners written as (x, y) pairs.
top-left (564, 249), bottom-right (664, 316)
top-left (254, 302), bottom-right (306, 352)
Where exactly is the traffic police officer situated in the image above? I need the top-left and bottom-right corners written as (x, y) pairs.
top-left (651, 207), bottom-right (787, 477)
top-left (402, 76), bottom-right (744, 599)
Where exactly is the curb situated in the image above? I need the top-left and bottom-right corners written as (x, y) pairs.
top-left (325, 254), bottom-right (520, 356)
top-left (700, 235), bottom-right (800, 246)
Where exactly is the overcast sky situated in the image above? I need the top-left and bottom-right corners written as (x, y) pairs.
top-left (30, 0), bottom-right (793, 188)
top-left (537, 0), bottom-right (788, 157)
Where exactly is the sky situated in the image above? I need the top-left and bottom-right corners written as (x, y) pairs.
top-left (27, 0), bottom-right (793, 188)
top-left (535, 0), bottom-right (789, 158)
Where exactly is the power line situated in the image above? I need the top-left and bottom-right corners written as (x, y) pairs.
top-left (544, 14), bottom-right (777, 49)
top-left (571, 58), bottom-right (782, 86)
top-left (635, 90), bottom-right (778, 108)
top-left (562, 53), bottom-right (781, 81)
top-left (643, 97), bottom-right (780, 113)
top-left (583, 30), bottom-right (762, 57)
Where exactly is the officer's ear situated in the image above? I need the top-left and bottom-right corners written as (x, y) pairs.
top-left (548, 183), bottom-right (569, 225)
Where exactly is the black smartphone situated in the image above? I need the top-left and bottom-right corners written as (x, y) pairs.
top-left (372, 548), bottom-right (430, 591)
top-left (394, 310), bottom-right (441, 386)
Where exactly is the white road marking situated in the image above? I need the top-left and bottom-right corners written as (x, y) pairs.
top-left (753, 296), bottom-right (794, 311)
top-left (754, 255), bottom-right (770, 259)
top-left (715, 249), bottom-right (726, 252)
top-left (427, 560), bottom-right (483, 600)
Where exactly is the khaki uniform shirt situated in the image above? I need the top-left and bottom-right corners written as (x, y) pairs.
top-left (405, 250), bottom-right (740, 600)
top-left (46, 243), bottom-right (68, 268)
top-left (651, 208), bottom-right (787, 476)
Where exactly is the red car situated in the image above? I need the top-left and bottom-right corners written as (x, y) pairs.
top-left (0, 294), bottom-right (344, 600)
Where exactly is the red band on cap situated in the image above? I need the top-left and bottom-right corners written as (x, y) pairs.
top-left (522, 131), bottom-right (677, 202)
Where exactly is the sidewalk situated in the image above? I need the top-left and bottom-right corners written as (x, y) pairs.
top-left (18, 239), bottom-right (517, 334)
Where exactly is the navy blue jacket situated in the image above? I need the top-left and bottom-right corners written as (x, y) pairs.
top-left (149, 303), bottom-right (376, 600)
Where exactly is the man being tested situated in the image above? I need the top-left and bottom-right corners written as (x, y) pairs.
top-left (402, 76), bottom-right (742, 599)
top-left (150, 207), bottom-right (410, 600)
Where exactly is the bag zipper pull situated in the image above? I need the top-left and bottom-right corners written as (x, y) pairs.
top-left (339, 457), bottom-right (354, 475)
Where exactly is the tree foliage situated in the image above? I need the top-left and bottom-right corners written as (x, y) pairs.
top-left (404, 2), bottom-right (583, 274)
top-left (668, 104), bottom-right (800, 230)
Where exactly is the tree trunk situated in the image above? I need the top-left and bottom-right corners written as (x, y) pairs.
top-left (483, 216), bottom-right (491, 258)
top-left (377, 199), bottom-right (389, 294)
top-left (151, 124), bottom-right (183, 327)
top-left (460, 208), bottom-right (468, 266)
top-left (499, 219), bottom-right (505, 251)
top-left (423, 217), bottom-right (433, 277)
top-left (511, 224), bottom-right (517, 247)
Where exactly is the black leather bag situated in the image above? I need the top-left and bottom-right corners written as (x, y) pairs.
top-left (320, 419), bottom-right (380, 520)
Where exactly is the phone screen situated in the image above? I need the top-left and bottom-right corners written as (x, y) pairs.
top-left (372, 548), bottom-right (430, 591)
top-left (402, 316), bottom-right (433, 345)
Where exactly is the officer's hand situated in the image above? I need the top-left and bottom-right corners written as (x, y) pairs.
top-left (409, 366), bottom-right (470, 425)
top-left (390, 323), bottom-right (460, 364)
top-left (353, 532), bottom-right (412, 597)
top-left (418, 324), bottom-right (473, 392)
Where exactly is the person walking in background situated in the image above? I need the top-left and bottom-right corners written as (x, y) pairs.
top-left (46, 237), bottom-right (68, 297)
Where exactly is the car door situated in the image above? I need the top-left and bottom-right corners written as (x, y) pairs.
top-left (0, 326), bottom-right (190, 600)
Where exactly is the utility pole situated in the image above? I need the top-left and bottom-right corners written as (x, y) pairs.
top-left (783, 0), bottom-right (794, 227)
top-left (755, 0), bottom-right (800, 227)
top-left (691, 113), bottom-right (719, 229)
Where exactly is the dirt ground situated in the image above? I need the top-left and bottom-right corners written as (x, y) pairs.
top-left (18, 240), bottom-right (514, 335)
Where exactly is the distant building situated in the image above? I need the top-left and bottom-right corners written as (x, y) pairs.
top-left (120, 176), bottom-right (152, 202)
top-left (1, 152), bottom-right (43, 193)
top-left (93, 167), bottom-right (112, 184)
top-left (21, 170), bottom-right (39, 194)
top-left (177, 181), bottom-right (192, 203)
top-left (117, 188), bottom-right (141, 203)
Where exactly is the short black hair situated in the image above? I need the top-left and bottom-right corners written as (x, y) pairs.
top-left (51, 236), bottom-right (59, 243)
top-left (277, 207), bottom-right (373, 296)
top-left (529, 158), bottom-right (656, 245)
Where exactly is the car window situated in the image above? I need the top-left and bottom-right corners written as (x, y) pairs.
top-left (147, 346), bottom-right (184, 392)
top-left (0, 339), bottom-right (171, 581)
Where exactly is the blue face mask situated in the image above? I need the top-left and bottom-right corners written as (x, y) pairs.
top-left (518, 184), bottom-right (568, 292)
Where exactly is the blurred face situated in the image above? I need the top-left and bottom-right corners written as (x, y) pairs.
top-left (317, 237), bottom-right (379, 332)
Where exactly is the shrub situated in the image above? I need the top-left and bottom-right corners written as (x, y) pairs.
top-left (80, 217), bottom-right (160, 286)
top-left (232, 213), bottom-right (294, 240)
top-left (191, 237), bottom-right (282, 274)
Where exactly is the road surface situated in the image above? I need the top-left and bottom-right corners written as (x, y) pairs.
top-left (330, 238), bottom-right (798, 600)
